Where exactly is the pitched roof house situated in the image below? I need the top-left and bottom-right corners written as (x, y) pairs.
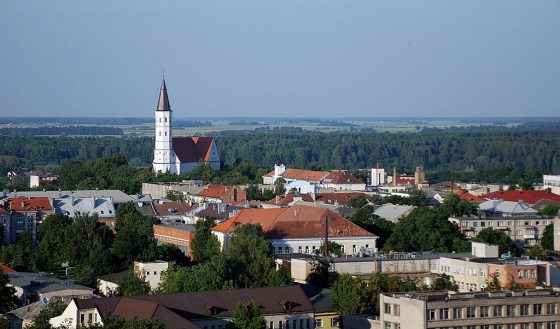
top-left (50, 285), bottom-right (315, 329)
top-left (484, 190), bottom-right (560, 205)
top-left (213, 205), bottom-right (378, 255)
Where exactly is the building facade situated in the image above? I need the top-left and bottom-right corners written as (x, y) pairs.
top-left (380, 289), bottom-right (560, 329)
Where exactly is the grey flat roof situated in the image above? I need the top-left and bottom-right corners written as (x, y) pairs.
top-left (8, 272), bottom-right (94, 293)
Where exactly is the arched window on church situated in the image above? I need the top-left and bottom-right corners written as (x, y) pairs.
top-left (159, 131), bottom-right (161, 136)
top-left (159, 118), bottom-right (161, 123)
top-left (164, 117), bottom-right (167, 122)
top-left (164, 131), bottom-right (167, 136)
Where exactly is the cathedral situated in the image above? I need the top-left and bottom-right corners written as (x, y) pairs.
top-left (152, 78), bottom-right (220, 174)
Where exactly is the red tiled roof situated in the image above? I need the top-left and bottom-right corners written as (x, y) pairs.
top-left (485, 190), bottom-right (560, 205)
top-left (279, 168), bottom-right (330, 182)
top-left (264, 194), bottom-right (315, 206)
top-left (316, 192), bottom-right (368, 205)
top-left (396, 177), bottom-right (415, 185)
top-left (172, 136), bottom-right (215, 163)
top-left (453, 190), bottom-right (487, 203)
top-left (7, 197), bottom-right (53, 211)
top-left (213, 205), bottom-right (376, 239)
top-left (323, 171), bottom-right (364, 185)
top-left (0, 264), bottom-right (15, 273)
top-left (197, 184), bottom-right (235, 199)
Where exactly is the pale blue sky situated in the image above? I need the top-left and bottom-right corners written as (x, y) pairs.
top-left (1, 1), bottom-right (559, 118)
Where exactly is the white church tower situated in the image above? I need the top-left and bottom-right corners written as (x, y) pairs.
top-left (153, 78), bottom-right (177, 174)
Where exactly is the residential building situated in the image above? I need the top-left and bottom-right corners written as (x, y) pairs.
top-left (153, 223), bottom-right (196, 255)
top-left (448, 215), bottom-right (557, 247)
top-left (0, 197), bottom-right (54, 244)
top-left (379, 289), bottom-right (560, 329)
top-left (485, 190), bottom-right (560, 206)
top-left (263, 164), bottom-right (365, 192)
top-left (478, 199), bottom-right (538, 216)
top-left (302, 285), bottom-right (340, 329)
top-left (50, 285), bottom-right (315, 329)
top-left (7, 272), bottom-right (95, 306)
top-left (152, 78), bottom-right (220, 174)
top-left (98, 261), bottom-right (169, 296)
top-left (322, 171), bottom-right (366, 191)
top-left (190, 184), bottom-right (247, 205)
top-left (29, 173), bottom-right (57, 188)
top-left (373, 203), bottom-right (415, 223)
top-left (194, 203), bottom-right (243, 223)
top-left (141, 181), bottom-right (204, 199)
top-left (212, 205), bottom-right (378, 255)
top-left (544, 175), bottom-right (560, 195)
top-left (7, 190), bottom-right (151, 205)
top-left (153, 200), bottom-right (198, 223)
top-left (555, 220), bottom-right (560, 252)
top-left (52, 196), bottom-right (115, 219)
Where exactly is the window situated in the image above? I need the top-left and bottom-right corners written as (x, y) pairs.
top-left (547, 322), bottom-right (557, 329)
top-left (507, 305), bottom-right (516, 316)
top-left (494, 305), bottom-right (503, 317)
top-left (80, 314), bottom-right (85, 324)
top-left (394, 304), bottom-right (400, 316)
top-left (520, 304), bottom-right (529, 316)
top-left (159, 131), bottom-right (161, 136)
top-left (427, 309), bottom-right (436, 321)
top-left (269, 322), bottom-right (274, 329)
top-left (440, 308), bottom-right (449, 320)
top-left (536, 323), bottom-right (545, 329)
top-left (278, 320), bottom-right (283, 329)
top-left (298, 246), bottom-right (302, 253)
top-left (518, 270), bottom-right (523, 279)
top-left (467, 307), bottom-right (476, 319)
top-left (331, 318), bottom-right (339, 327)
top-left (534, 304), bottom-right (543, 315)
top-left (547, 303), bottom-right (557, 315)
top-left (352, 245), bottom-right (357, 253)
top-left (88, 313), bottom-right (93, 323)
top-left (524, 270), bottom-right (529, 278)
top-left (452, 307), bottom-right (462, 319)
top-left (164, 117), bottom-right (167, 122)
top-left (315, 319), bottom-right (323, 328)
top-left (284, 246), bottom-right (290, 254)
top-left (385, 303), bottom-right (392, 314)
top-left (531, 270), bottom-right (536, 278)
top-left (305, 246), bottom-right (310, 253)
top-left (164, 131), bottom-right (167, 136)
top-left (306, 319), bottom-right (311, 329)
top-left (480, 306), bottom-right (489, 318)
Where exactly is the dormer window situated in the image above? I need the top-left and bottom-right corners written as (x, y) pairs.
top-left (205, 304), bottom-right (219, 316)
top-left (280, 299), bottom-right (293, 311)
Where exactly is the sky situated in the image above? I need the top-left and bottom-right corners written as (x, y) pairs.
top-left (0, 1), bottom-right (559, 118)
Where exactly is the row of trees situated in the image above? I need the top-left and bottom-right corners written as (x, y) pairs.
top-left (2, 127), bottom-right (560, 186)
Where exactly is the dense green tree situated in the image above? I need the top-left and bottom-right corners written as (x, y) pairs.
top-left (541, 223), bottom-right (554, 250)
top-left (0, 271), bottom-right (18, 313)
top-left (225, 223), bottom-right (277, 288)
top-left (112, 203), bottom-right (157, 269)
top-left (1, 228), bottom-right (35, 271)
top-left (432, 274), bottom-right (458, 291)
top-left (34, 213), bottom-right (73, 272)
top-left (383, 207), bottom-right (470, 253)
top-left (349, 206), bottom-right (394, 248)
top-left (331, 274), bottom-right (374, 314)
top-left (0, 316), bottom-right (9, 329)
top-left (485, 271), bottom-right (502, 291)
top-left (305, 258), bottom-right (339, 288)
top-left (436, 194), bottom-right (478, 217)
top-left (539, 205), bottom-right (559, 218)
top-left (191, 218), bottom-right (221, 264)
top-left (116, 269), bottom-right (151, 296)
top-left (25, 297), bottom-right (68, 329)
top-left (347, 195), bottom-right (369, 209)
top-left (268, 266), bottom-right (294, 287)
top-left (229, 300), bottom-right (266, 329)
top-left (408, 189), bottom-right (428, 207)
top-left (475, 227), bottom-right (516, 255)
top-left (525, 246), bottom-right (546, 260)
top-left (274, 178), bottom-right (286, 196)
top-left (158, 255), bottom-right (232, 293)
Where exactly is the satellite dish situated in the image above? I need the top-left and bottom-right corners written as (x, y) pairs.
top-left (42, 297), bottom-right (50, 304)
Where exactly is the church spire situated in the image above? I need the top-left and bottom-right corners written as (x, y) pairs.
top-left (156, 77), bottom-right (171, 112)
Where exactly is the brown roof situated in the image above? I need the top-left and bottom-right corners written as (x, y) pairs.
top-left (172, 136), bottom-right (215, 164)
top-left (76, 297), bottom-right (198, 329)
top-left (276, 168), bottom-right (330, 182)
top-left (316, 192), bottom-right (369, 205)
top-left (197, 184), bottom-right (235, 199)
top-left (74, 286), bottom-right (313, 325)
top-left (532, 198), bottom-right (560, 210)
top-left (213, 205), bottom-right (376, 239)
top-left (453, 190), bottom-right (487, 203)
top-left (323, 171), bottom-right (364, 185)
top-left (98, 270), bottom-right (128, 284)
top-left (264, 194), bottom-right (315, 206)
top-left (153, 201), bottom-right (196, 215)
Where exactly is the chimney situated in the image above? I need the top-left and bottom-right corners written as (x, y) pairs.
top-left (393, 167), bottom-right (397, 187)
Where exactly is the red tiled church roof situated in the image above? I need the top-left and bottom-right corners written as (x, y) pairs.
top-left (485, 190), bottom-right (560, 205)
top-left (213, 205), bottom-right (376, 239)
top-left (172, 136), bottom-right (215, 164)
